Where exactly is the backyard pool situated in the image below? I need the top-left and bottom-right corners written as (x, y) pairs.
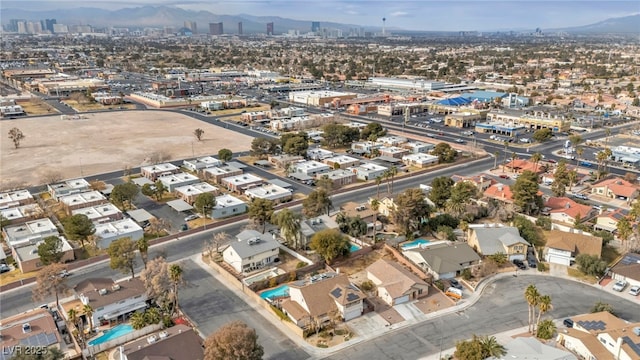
top-left (260, 285), bottom-right (290, 301)
top-left (401, 238), bottom-right (431, 250)
top-left (88, 324), bottom-right (134, 346)
top-left (349, 243), bottom-right (361, 252)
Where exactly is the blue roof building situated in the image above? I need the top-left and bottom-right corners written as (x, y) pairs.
top-left (461, 91), bottom-right (507, 103)
top-left (437, 97), bottom-right (472, 106)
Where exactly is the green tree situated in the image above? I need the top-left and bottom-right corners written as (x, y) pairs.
top-left (204, 321), bottom-right (264, 360)
top-left (432, 142), bottom-right (457, 163)
top-left (530, 152), bottom-right (542, 172)
top-left (392, 188), bottom-right (432, 237)
top-left (248, 198), bottom-right (275, 233)
top-left (322, 123), bottom-right (359, 148)
top-left (480, 335), bottom-right (507, 358)
top-left (309, 229), bottom-right (350, 264)
top-left (280, 132), bottom-right (309, 156)
top-left (535, 295), bottom-right (553, 334)
top-left (360, 122), bottom-right (387, 141)
top-left (131, 311), bottom-right (146, 330)
top-left (218, 148), bottom-right (233, 162)
top-left (302, 189), bottom-right (332, 217)
top-left (63, 214), bottom-right (95, 249)
top-left (446, 181), bottom-right (477, 216)
top-left (575, 254), bottom-right (607, 277)
top-left (513, 215), bottom-right (542, 246)
top-left (429, 176), bottom-right (455, 209)
top-left (108, 237), bottom-right (138, 279)
top-left (141, 183), bottom-right (155, 198)
top-left (512, 170), bottom-right (542, 215)
top-left (194, 192), bottom-right (216, 219)
top-left (8, 127), bottom-right (25, 149)
top-left (250, 137), bottom-right (279, 159)
top-left (551, 161), bottom-right (570, 197)
top-left (591, 301), bottom-right (615, 314)
top-left (525, 284), bottom-right (540, 333)
top-left (110, 182), bottom-right (139, 210)
top-left (83, 304), bottom-right (94, 333)
top-left (536, 319), bottom-right (556, 340)
top-left (454, 335), bottom-right (506, 360)
top-left (487, 252), bottom-right (508, 266)
top-left (271, 209), bottom-right (302, 249)
top-left (137, 238), bottom-right (149, 269)
top-left (152, 180), bottom-right (168, 201)
top-left (194, 128), bottom-right (205, 141)
top-left (616, 216), bottom-right (633, 241)
top-left (532, 128), bottom-right (552, 142)
top-left (169, 264), bottom-right (184, 314)
top-left (144, 307), bottom-right (162, 325)
top-left (37, 235), bottom-right (64, 265)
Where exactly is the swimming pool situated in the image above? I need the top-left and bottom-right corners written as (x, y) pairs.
top-left (349, 243), bottom-right (361, 252)
top-left (401, 238), bottom-right (431, 250)
top-left (88, 324), bottom-right (134, 346)
top-left (260, 285), bottom-right (290, 301)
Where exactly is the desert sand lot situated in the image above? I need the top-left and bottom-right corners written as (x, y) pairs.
top-left (0, 111), bottom-right (254, 189)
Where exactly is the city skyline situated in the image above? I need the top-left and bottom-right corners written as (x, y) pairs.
top-left (2, 0), bottom-right (639, 31)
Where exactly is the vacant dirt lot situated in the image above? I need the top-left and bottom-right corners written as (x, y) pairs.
top-left (0, 110), bottom-right (254, 189)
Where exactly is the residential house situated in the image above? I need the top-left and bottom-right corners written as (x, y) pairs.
top-left (451, 173), bottom-right (494, 192)
top-left (300, 215), bottom-right (340, 246)
top-left (378, 146), bottom-right (409, 159)
top-left (545, 197), bottom-right (595, 224)
top-left (366, 259), bottom-right (429, 305)
top-left (594, 208), bottom-right (629, 233)
top-left (245, 184), bottom-right (293, 204)
top-left (0, 203), bottom-right (43, 225)
top-left (58, 191), bottom-right (108, 213)
top-left (140, 163), bottom-right (180, 181)
top-left (467, 225), bottom-right (530, 261)
top-left (591, 177), bottom-right (639, 203)
top-left (71, 203), bottom-right (123, 223)
top-left (174, 182), bottom-right (219, 204)
top-left (157, 172), bottom-right (200, 192)
top-left (349, 162), bottom-right (387, 181)
top-left (281, 274), bottom-right (364, 328)
top-left (483, 183), bottom-right (543, 204)
top-left (182, 156), bottom-right (222, 172)
top-left (292, 161), bottom-right (331, 176)
top-left (376, 136), bottom-right (408, 146)
top-left (72, 278), bottom-right (147, 326)
top-left (93, 218), bottom-right (143, 249)
top-left (323, 155), bottom-right (360, 169)
top-left (14, 236), bottom-right (75, 273)
top-left (609, 252), bottom-right (640, 288)
top-left (503, 158), bottom-right (546, 174)
top-left (211, 194), bottom-right (247, 219)
top-left (351, 141), bottom-right (382, 155)
top-left (0, 309), bottom-right (62, 360)
top-left (317, 169), bottom-right (357, 188)
top-left (221, 174), bottom-right (264, 193)
top-left (489, 337), bottom-right (577, 360)
top-left (3, 218), bottom-right (59, 249)
top-left (0, 189), bottom-right (34, 208)
top-left (267, 154), bottom-right (304, 169)
top-left (402, 153), bottom-right (439, 168)
top-left (47, 178), bottom-right (91, 200)
top-left (340, 201), bottom-right (378, 225)
top-left (557, 311), bottom-right (640, 360)
top-left (201, 164), bottom-right (243, 184)
top-left (222, 230), bottom-right (279, 273)
top-left (404, 242), bottom-right (481, 280)
top-left (121, 325), bottom-right (204, 360)
top-left (307, 148), bottom-right (334, 161)
top-left (401, 141), bottom-right (434, 154)
top-left (544, 230), bottom-right (603, 266)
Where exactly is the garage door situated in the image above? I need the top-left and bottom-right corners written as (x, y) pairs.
top-left (394, 295), bottom-right (410, 305)
top-left (547, 254), bottom-right (571, 266)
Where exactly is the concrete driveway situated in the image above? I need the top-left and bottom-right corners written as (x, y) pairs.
top-left (178, 258), bottom-right (309, 360)
top-left (549, 262), bottom-right (568, 277)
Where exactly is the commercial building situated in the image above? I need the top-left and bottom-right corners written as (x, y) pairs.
top-left (266, 22), bottom-right (274, 35)
top-left (209, 22), bottom-right (223, 35)
top-left (289, 90), bottom-right (357, 107)
top-left (211, 194), bottom-right (247, 219)
top-left (367, 77), bottom-right (445, 91)
top-left (484, 108), bottom-right (571, 133)
top-left (444, 111), bottom-right (484, 128)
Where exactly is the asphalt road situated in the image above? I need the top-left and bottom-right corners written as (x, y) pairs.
top-left (179, 259), bottom-right (309, 360)
top-left (322, 275), bottom-right (640, 360)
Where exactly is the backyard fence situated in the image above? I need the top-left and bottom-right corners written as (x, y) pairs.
top-left (82, 323), bottom-right (162, 357)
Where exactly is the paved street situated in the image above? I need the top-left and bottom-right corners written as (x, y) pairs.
top-left (179, 259), bottom-right (309, 360)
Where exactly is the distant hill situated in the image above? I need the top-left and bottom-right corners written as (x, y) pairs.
top-left (553, 14), bottom-right (640, 34)
top-left (0, 5), bottom-right (368, 34)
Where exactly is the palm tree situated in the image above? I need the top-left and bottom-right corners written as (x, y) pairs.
top-left (575, 146), bottom-right (584, 172)
top-left (67, 309), bottom-right (78, 328)
top-left (144, 307), bottom-right (162, 324)
top-left (83, 304), bottom-right (94, 334)
top-left (480, 336), bottom-right (506, 358)
top-left (130, 311), bottom-right (146, 330)
top-left (383, 169), bottom-right (392, 195)
top-left (375, 176), bottom-right (382, 199)
top-left (137, 238), bottom-right (149, 269)
top-left (370, 198), bottom-right (380, 242)
top-left (169, 264), bottom-right (184, 314)
top-left (530, 152), bottom-right (542, 173)
top-left (389, 166), bottom-right (398, 194)
top-left (524, 284), bottom-right (540, 333)
top-left (536, 319), bottom-right (557, 340)
top-left (535, 295), bottom-right (553, 334)
top-left (602, 147), bottom-right (612, 173)
top-left (510, 152), bottom-right (518, 173)
top-left (567, 170), bottom-right (578, 191)
top-left (502, 141), bottom-right (509, 172)
top-left (493, 151), bottom-right (499, 169)
top-left (272, 209), bottom-right (302, 249)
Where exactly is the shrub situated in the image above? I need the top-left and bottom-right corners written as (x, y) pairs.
top-left (360, 280), bottom-right (375, 292)
top-left (461, 268), bottom-right (472, 281)
top-left (434, 280), bottom-right (445, 291)
top-left (288, 271), bottom-right (297, 281)
top-left (296, 261), bottom-right (307, 269)
top-left (575, 254), bottom-right (607, 277)
top-left (162, 315), bottom-right (174, 328)
top-left (270, 305), bottom-right (290, 321)
top-left (268, 277), bottom-right (278, 288)
top-left (535, 217), bottom-right (552, 230)
top-left (537, 262), bottom-right (547, 272)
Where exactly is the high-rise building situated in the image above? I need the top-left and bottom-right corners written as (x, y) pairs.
top-left (45, 19), bottom-right (57, 33)
top-left (209, 22), bottom-right (223, 35)
top-left (8, 19), bottom-right (26, 32)
top-left (266, 22), bottom-right (274, 35)
top-left (238, 22), bottom-right (243, 35)
top-left (184, 21), bottom-right (197, 34)
top-left (311, 22), bottom-right (320, 32)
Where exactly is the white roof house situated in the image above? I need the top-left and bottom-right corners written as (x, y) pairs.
top-left (402, 153), bottom-right (439, 168)
top-left (0, 189), bottom-right (34, 208)
top-left (0, 203), bottom-right (42, 224)
top-left (93, 218), bottom-right (144, 249)
top-left (245, 184), bottom-right (293, 203)
top-left (212, 194), bottom-right (248, 219)
top-left (158, 172), bottom-right (200, 192)
top-left (349, 162), bottom-right (388, 181)
top-left (220, 173), bottom-right (264, 193)
top-left (3, 218), bottom-right (60, 248)
top-left (307, 148), bottom-right (335, 161)
top-left (174, 182), bottom-right (219, 203)
top-left (47, 178), bottom-right (91, 199)
top-left (182, 156), bottom-right (223, 171)
top-left (293, 160), bottom-right (331, 176)
top-left (59, 191), bottom-right (108, 209)
top-left (402, 141), bottom-right (435, 154)
top-left (376, 135), bottom-right (408, 146)
top-left (71, 203), bottom-right (123, 223)
top-left (141, 163), bottom-right (180, 180)
top-left (323, 155), bottom-right (360, 169)
top-left (223, 230), bottom-right (280, 273)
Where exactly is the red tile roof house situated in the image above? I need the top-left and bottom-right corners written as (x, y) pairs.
top-left (451, 173), bottom-right (496, 191)
top-left (503, 158), bottom-right (546, 174)
top-left (545, 197), bottom-right (596, 224)
top-left (483, 183), bottom-right (543, 204)
top-left (594, 208), bottom-right (630, 233)
top-left (590, 177), bottom-right (640, 203)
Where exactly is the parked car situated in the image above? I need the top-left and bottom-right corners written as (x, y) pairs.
top-left (512, 259), bottom-right (527, 270)
top-left (0, 263), bottom-right (10, 274)
top-left (629, 285), bottom-right (640, 296)
top-left (527, 258), bottom-right (537, 268)
top-left (59, 270), bottom-right (71, 278)
top-left (580, 161), bottom-right (593, 167)
top-left (499, 174), bottom-right (510, 179)
top-left (449, 278), bottom-right (463, 290)
top-left (547, 159), bottom-right (557, 164)
top-left (184, 214), bottom-right (199, 222)
top-left (563, 318), bottom-right (574, 328)
top-left (612, 280), bottom-right (628, 292)
top-left (455, 139), bottom-right (466, 144)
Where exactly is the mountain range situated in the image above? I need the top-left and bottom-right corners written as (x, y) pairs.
top-left (1, 5), bottom-right (638, 34)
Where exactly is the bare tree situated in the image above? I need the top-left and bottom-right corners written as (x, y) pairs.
top-left (8, 127), bottom-right (25, 149)
top-left (204, 321), bottom-right (264, 360)
top-left (40, 170), bottom-right (63, 185)
top-left (140, 257), bottom-right (173, 312)
top-left (194, 128), bottom-right (205, 141)
top-left (33, 263), bottom-right (69, 308)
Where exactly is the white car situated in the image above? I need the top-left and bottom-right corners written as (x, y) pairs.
top-left (184, 214), bottom-right (200, 222)
top-left (629, 285), bottom-right (640, 296)
top-left (612, 280), bottom-right (628, 292)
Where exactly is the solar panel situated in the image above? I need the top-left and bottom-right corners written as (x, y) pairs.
top-left (619, 253), bottom-right (640, 265)
top-left (346, 293), bottom-right (360, 302)
top-left (577, 320), bottom-right (606, 331)
top-left (20, 332), bottom-right (57, 347)
top-left (622, 336), bottom-right (640, 357)
top-left (330, 288), bottom-right (342, 298)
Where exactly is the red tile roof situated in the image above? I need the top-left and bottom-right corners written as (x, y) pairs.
top-left (545, 197), bottom-right (593, 220)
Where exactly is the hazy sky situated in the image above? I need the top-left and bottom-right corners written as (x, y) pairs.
top-left (3, 1), bottom-right (639, 31)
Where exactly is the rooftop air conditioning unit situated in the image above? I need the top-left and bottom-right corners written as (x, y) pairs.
top-left (633, 327), bottom-right (640, 336)
top-left (22, 323), bottom-right (31, 333)
top-left (112, 284), bottom-right (121, 291)
top-left (98, 288), bottom-right (108, 296)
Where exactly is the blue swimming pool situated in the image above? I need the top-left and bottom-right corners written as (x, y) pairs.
top-left (88, 324), bottom-right (134, 346)
top-left (260, 285), bottom-right (290, 300)
top-left (349, 243), bottom-right (361, 252)
top-left (401, 238), bottom-right (431, 250)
